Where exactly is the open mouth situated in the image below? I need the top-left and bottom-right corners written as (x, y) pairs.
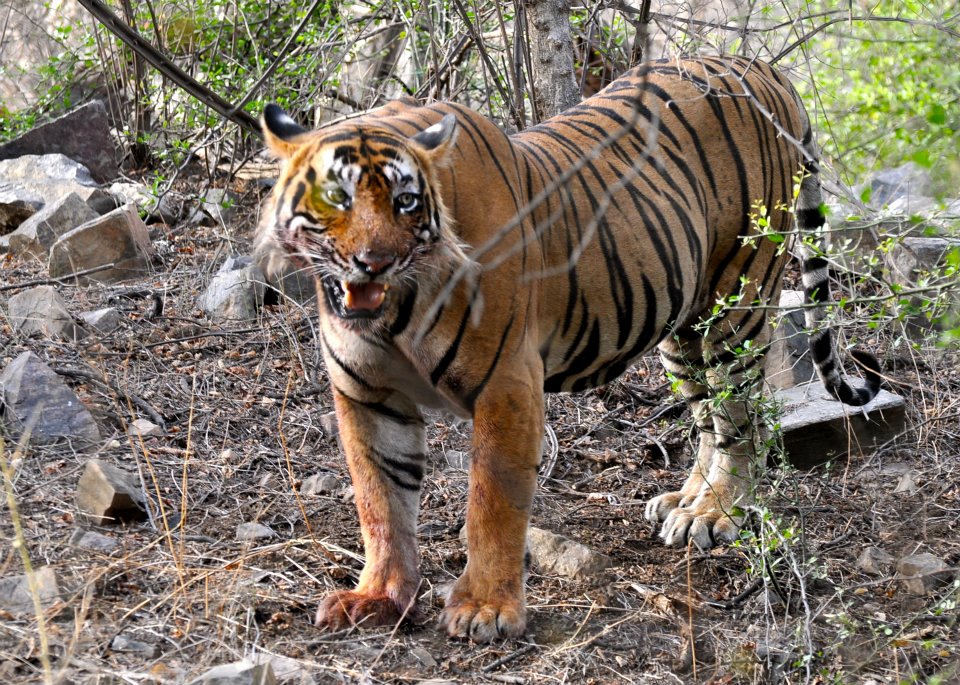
top-left (321, 276), bottom-right (389, 319)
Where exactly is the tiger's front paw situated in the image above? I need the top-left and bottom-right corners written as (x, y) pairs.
top-left (315, 590), bottom-right (421, 631)
top-left (439, 579), bottom-right (526, 643)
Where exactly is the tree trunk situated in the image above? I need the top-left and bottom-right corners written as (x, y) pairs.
top-left (524, 0), bottom-right (580, 121)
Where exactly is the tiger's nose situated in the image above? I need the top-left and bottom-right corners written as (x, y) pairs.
top-left (353, 250), bottom-right (396, 275)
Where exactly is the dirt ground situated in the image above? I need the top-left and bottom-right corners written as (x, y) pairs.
top-left (1, 172), bottom-right (958, 685)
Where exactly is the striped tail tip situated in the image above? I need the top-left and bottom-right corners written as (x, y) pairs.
top-left (826, 349), bottom-right (882, 407)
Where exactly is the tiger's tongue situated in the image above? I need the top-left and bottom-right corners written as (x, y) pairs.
top-left (343, 281), bottom-right (386, 311)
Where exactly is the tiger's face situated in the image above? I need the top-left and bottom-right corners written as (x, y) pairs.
top-left (260, 106), bottom-right (461, 324)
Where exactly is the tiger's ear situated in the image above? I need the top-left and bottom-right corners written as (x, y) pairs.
top-left (411, 113), bottom-right (457, 158)
top-left (262, 104), bottom-right (308, 159)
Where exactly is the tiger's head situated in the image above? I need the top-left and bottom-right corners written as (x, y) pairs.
top-left (258, 104), bottom-right (467, 324)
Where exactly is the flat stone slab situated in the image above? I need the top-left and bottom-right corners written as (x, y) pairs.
top-left (776, 383), bottom-right (906, 468)
top-left (0, 351), bottom-right (101, 447)
top-left (48, 203), bottom-right (154, 283)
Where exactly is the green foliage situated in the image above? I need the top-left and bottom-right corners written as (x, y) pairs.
top-left (801, 1), bottom-right (960, 192)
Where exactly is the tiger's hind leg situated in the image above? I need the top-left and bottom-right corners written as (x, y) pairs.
top-left (647, 305), bottom-right (774, 550)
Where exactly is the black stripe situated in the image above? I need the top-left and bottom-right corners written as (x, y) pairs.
top-left (430, 305), bottom-right (473, 386)
top-left (464, 314), bottom-right (516, 411)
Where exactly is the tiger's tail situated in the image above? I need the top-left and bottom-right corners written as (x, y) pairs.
top-left (794, 113), bottom-right (882, 407)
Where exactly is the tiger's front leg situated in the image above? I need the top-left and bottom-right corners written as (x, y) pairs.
top-left (439, 380), bottom-right (544, 642)
top-left (315, 388), bottom-right (427, 630)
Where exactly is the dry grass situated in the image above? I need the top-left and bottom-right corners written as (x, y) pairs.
top-left (1, 176), bottom-right (958, 685)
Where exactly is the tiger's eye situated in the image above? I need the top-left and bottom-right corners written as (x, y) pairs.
top-left (324, 187), bottom-right (348, 206)
top-left (396, 192), bottom-right (419, 212)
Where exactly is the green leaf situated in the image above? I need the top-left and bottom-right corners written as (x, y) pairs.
top-left (911, 149), bottom-right (933, 168)
top-left (860, 185), bottom-right (872, 204)
top-left (928, 103), bottom-right (947, 125)
top-left (766, 233), bottom-right (785, 244)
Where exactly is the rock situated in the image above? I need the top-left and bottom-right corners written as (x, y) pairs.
top-left (0, 101), bottom-right (119, 182)
top-left (869, 163), bottom-right (932, 207)
top-left (148, 191), bottom-right (191, 225)
top-left (886, 195), bottom-right (940, 216)
top-left (896, 553), bottom-right (953, 595)
top-left (319, 411), bottom-right (338, 439)
top-left (6, 192), bottom-right (100, 258)
top-left (237, 523), bottom-right (276, 541)
top-left (893, 470), bottom-right (919, 495)
top-left (69, 528), bottom-right (119, 554)
top-left (0, 154), bottom-right (107, 211)
top-left (0, 182), bottom-right (43, 233)
top-left (857, 547), bottom-right (894, 576)
top-left (190, 188), bottom-right (239, 226)
top-left (255, 245), bottom-right (316, 306)
top-left (889, 237), bottom-right (958, 284)
top-left (248, 655), bottom-right (310, 684)
top-left (198, 256), bottom-right (266, 322)
top-left (80, 307), bottom-right (122, 334)
top-left (128, 418), bottom-right (163, 438)
top-left (409, 646), bottom-right (437, 668)
top-left (48, 203), bottom-right (154, 283)
top-left (108, 182), bottom-right (155, 213)
top-left (887, 236), bottom-right (960, 335)
top-left (826, 216), bottom-right (914, 274)
top-left (775, 384), bottom-right (906, 469)
top-left (763, 290), bottom-right (816, 390)
top-left (189, 661), bottom-right (277, 685)
top-left (8, 285), bottom-right (87, 340)
top-left (76, 459), bottom-right (147, 525)
top-left (0, 351), bottom-right (101, 446)
top-left (526, 526), bottom-right (610, 579)
top-left (301, 473), bottom-right (341, 496)
top-left (0, 566), bottom-right (63, 614)
top-left (444, 449), bottom-right (469, 471)
top-left (110, 634), bottom-right (161, 658)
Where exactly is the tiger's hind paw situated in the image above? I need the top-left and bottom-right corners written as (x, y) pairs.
top-left (659, 504), bottom-right (743, 550)
top-left (644, 490), bottom-right (687, 523)
top-left (315, 590), bottom-right (421, 631)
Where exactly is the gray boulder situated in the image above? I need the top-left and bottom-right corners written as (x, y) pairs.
top-left (0, 101), bottom-right (119, 182)
top-left (8, 285), bottom-right (86, 340)
top-left (198, 256), bottom-right (266, 322)
top-left (6, 192), bottom-right (99, 258)
top-left (869, 163), bottom-right (932, 207)
top-left (0, 351), bottom-right (101, 447)
top-left (76, 459), bottom-right (147, 525)
top-left (0, 182), bottom-right (43, 234)
top-left (526, 526), bottom-right (611, 579)
top-left (48, 203), bottom-right (154, 283)
top-left (0, 567), bottom-right (63, 615)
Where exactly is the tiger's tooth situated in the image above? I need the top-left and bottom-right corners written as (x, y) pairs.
top-left (383, 284), bottom-right (391, 291)
top-left (341, 280), bottom-right (353, 308)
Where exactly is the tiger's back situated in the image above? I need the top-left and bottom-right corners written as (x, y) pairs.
top-left (257, 55), bottom-right (879, 642)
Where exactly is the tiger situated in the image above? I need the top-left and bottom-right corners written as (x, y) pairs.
top-left (256, 54), bottom-right (881, 643)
